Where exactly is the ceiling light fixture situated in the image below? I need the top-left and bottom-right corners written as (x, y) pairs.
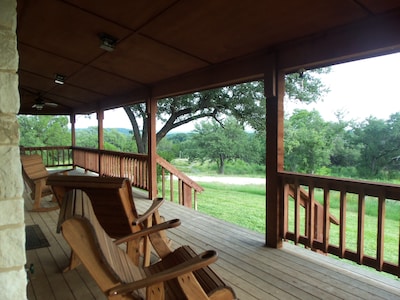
top-left (99, 33), bottom-right (118, 52)
top-left (54, 74), bottom-right (65, 84)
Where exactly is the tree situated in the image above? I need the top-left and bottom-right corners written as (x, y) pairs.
top-left (18, 115), bottom-right (70, 147)
top-left (353, 114), bottom-right (400, 177)
top-left (284, 109), bottom-right (332, 174)
top-left (328, 113), bottom-right (361, 173)
top-left (185, 118), bottom-right (260, 174)
top-left (124, 69), bottom-right (330, 153)
top-left (76, 127), bottom-right (137, 152)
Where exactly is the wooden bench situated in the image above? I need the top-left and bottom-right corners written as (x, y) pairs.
top-left (61, 189), bottom-right (237, 300)
top-left (47, 174), bottom-right (171, 268)
top-left (20, 154), bottom-right (70, 212)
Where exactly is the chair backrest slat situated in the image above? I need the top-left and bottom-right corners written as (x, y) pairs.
top-left (61, 190), bottom-right (144, 298)
top-left (48, 175), bottom-right (141, 238)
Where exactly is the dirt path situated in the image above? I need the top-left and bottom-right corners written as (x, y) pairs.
top-left (189, 175), bottom-right (265, 185)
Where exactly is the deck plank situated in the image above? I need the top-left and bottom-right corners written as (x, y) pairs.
top-left (24, 191), bottom-right (400, 300)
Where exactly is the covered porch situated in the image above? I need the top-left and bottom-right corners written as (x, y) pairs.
top-left (25, 191), bottom-right (400, 300)
top-left (3, 0), bottom-right (400, 298)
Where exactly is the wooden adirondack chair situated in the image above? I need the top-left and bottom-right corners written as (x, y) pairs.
top-left (47, 175), bottom-right (172, 268)
top-left (60, 189), bottom-right (236, 300)
top-left (20, 154), bottom-right (69, 212)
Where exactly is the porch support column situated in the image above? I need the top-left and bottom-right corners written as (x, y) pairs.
top-left (97, 109), bottom-right (104, 150)
top-left (70, 113), bottom-right (76, 147)
top-left (265, 60), bottom-right (285, 248)
top-left (147, 98), bottom-right (158, 200)
top-left (70, 114), bottom-right (76, 168)
top-left (97, 109), bottom-right (104, 175)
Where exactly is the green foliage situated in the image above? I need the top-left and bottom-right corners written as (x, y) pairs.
top-left (18, 115), bottom-right (71, 146)
top-left (125, 69), bottom-right (330, 152)
top-left (185, 118), bottom-right (262, 174)
top-left (76, 127), bottom-right (137, 152)
top-left (285, 68), bottom-right (331, 103)
top-left (353, 113), bottom-right (400, 178)
top-left (284, 109), bottom-right (331, 173)
top-left (76, 127), bottom-right (98, 148)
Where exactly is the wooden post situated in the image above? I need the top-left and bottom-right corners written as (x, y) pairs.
top-left (70, 114), bottom-right (76, 147)
top-left (70, 114), bottom-right (76, 168)
top-left (147, 98), bottom-right (158, 200)
top-left (265, 59), bottom-right (285, 248)
top-left (97, 110), bottom-right (104, 175)
top-left (97, 110), bottom-right (104, 150)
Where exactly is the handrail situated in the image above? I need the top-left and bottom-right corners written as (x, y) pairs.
top-left (72, 147), bottom-right (149, 189)
top-left (21, 146), bottom-right (203, 210)
top-left (279, 171), bottom-right (400, 277)
top-left (20, 146), bottom-right (73, 168)
top-left (156, 155), bottom-right (204, 210)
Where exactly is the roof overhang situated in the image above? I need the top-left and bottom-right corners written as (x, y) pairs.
top-left (17, 0), bottom-right (400, 115)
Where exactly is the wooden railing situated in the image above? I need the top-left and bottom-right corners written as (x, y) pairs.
top-left (21, 146), bottom-right (203, 209)
top-left (20, 146), bottom-right (73, 168)
top-left (73, 147), bottom-right (149, 190)
top-left (20, 146), bottom-right (400, 276)
top-left (280, 171), bottom-right (400, 277)
top-left (157, 155), bottom-right (204, 210)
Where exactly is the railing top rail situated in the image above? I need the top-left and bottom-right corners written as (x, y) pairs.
top-left (21, 146), bottom-right (72, 150)
top-left (279, 171), bottom-right (400, 200)
top-left (73, 147), bottom-right (148, 160)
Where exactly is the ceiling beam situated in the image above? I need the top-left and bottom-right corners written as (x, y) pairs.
top-left (150, 9), bottom-right (400, 101)
top-left (278, 10), bottom-right (400, 72)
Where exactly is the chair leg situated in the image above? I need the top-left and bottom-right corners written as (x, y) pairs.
top-left (32, 182), bottom-right (43, 211)
top-left (29, 180), bottom-right (59, 212)
top-left (63, 251), bottom-right (81, 272)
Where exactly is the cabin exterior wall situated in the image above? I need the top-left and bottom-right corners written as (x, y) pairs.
top-left (0, 1), bottom-right (27, 299)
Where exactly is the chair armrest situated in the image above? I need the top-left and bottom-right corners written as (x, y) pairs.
top-left (114, 219), bottom-right (181, 245)
top-left (133, 197), bottom-right (164, 225)
top-left (108, 250), bottom-right (218, 296)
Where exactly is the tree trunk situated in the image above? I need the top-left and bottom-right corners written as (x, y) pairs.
top-left (218, 154), bottom-right (225, 174)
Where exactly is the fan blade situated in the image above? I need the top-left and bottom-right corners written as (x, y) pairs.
top-left (44, 102), bottom-right (58, 107)
top-left (32, 103), bottom-right (44, 110)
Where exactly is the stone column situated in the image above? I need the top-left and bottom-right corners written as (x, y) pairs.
top-left (0, 0), bottom-right (27, 299)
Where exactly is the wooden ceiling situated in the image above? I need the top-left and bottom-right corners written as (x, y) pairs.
top-left (17, 0), bottom-right (400, 115)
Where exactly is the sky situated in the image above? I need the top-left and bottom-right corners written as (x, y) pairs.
top-left (285, 52), bottom-right (400, 122)
top-left (74, 52), bottom-right (400, 130)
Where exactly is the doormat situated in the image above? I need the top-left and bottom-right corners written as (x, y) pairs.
top-left (25, 225), bottom-right (50, 250)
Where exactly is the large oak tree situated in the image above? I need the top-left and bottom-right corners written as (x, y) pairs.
top-left (124, 69), bottom-right (330, 153)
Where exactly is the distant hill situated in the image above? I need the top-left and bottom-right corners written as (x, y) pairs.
top-left (75, 127), bottom-right (132, 135)
top-left (75, 128), bottom-right (192, 137)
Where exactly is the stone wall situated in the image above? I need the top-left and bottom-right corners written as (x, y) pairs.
top-left (0, 0), bottom-right (27, 299)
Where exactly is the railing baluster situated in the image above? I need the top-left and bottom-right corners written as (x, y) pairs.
top-left (377, 194), bottom-right (385, 271)
top-left (339, 189), bottom-right (346, 258)
top-left (161, 168), bottom-right (165, 199)
top-left (323, 187), bottom-right (330, 253)
top-left (294, 181), bottom-right (300, 245)
top-left (283, 183), bottom-right (289, 240)
top-left (194, 191), bottom-right (198, 211)
top-left (307, 184), bottom-right (314, 249)
top-left (357, 192), bottom-right (365, 264)
top-left (169, 173), bottom-right (174, 202)
top-left (178, 179), bottom-right (183, 205)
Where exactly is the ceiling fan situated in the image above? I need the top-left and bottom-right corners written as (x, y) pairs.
top-left (32, 97), bottom-right (58, 111)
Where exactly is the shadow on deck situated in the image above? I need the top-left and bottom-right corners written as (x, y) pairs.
top-left (24, 191), bottom-right (400, 300)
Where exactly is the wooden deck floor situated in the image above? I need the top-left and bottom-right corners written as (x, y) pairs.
top-left (24, 191), bottom-right (400, 299)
